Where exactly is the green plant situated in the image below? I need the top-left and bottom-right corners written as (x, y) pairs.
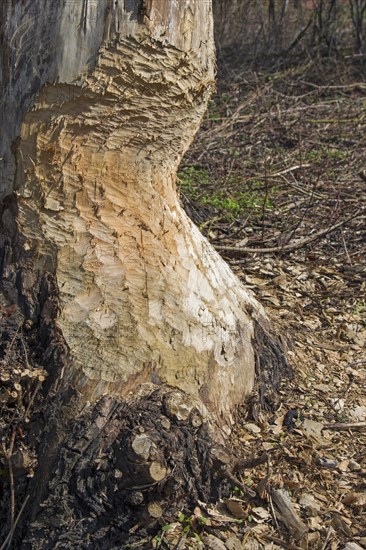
top-left (178, 166), bottom-right (210, 199)
top-left (201, 189), bottom-right (272, 216)
top-left (202, 195), bottom-right (241, 214)
top-left (151, 510), bottom-right (207, 548)
top-left (232, 486), bottom-right (246, 498)
top-left (152, 534), bottom-right (163, 548)
top-left (178, 166), bottom-right (274, 221)
top-left (353, 299), bottom-right (366, 318)
top-left (304, 148), bottom-right (347, 161)
top-left (151, 523), bottom-right (176, 548)
top-left (178, 511), bottom-right (204, 540)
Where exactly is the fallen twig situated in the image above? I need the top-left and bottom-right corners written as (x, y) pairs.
top-left (24, 380), bottom-right (42, 420)
top-left (8, 434), bottom-right (15, 536)
top-left (0, 495), bottom-right (30, 550)
top-left (222, 468), bottom-right (256, 498)
top-left (305, 117), bottom-right (362, 124)
top-left (214, 212), bottom-right (361, 255)
top-left (1, 431), bottom-right (16, 542)
top-left (262, 533), bottom-right (304, 550)
top-left (320, 525), bottom-right (333, 550)
top-left (269, 163), bottom-right (311, 177)
top-left (302, 80), bottom-right (366, 92)
top-left (323, 421), bottom-right (366, 431)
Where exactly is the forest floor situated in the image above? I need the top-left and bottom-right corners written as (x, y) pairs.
top-left (0, 56), bottom-right (365, 549)
top-left (166, 55), bottom-right (366, 549)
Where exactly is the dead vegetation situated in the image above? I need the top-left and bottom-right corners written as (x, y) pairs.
top-left (168, 56), bottom-right (366, 549)
top-left (1, 27), bottom-right (366, 550)
top-left (214, 0), bottom-right (366, 63)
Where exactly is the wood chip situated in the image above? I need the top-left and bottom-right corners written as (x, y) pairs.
top-left (202, 534), bottom-right (227, 550)
top-left (270, 488), bottom-right (308, 541)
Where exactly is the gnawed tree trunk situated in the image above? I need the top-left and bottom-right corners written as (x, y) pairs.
top-left (0, 1), bottom-right (289, 547)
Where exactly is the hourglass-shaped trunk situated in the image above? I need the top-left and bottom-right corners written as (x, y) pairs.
top-left (0, 2), bottom-right (288, 546)
top-left (2, 0), bottom-right (271, 427)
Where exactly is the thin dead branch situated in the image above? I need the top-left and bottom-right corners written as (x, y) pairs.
top-left (323, 421), bottom-right (366, 430)
top-left (214, 213), bottom-right (362, 255)
top-left (0, 495), bottom-right (30, 550)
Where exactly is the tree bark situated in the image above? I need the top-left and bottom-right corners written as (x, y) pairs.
top-left (0, 1), bottom-right (289, 547)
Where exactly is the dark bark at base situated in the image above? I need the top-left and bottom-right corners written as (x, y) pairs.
top-left (18, 389), bottom-right (229, 549)
top-left (252, 321), bottom-right (293, 413)
top-left (1, 198), bottom-right (291, 549)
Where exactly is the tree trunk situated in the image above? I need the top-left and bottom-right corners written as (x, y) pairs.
top-left (0, 1), bottom-right (289, 547)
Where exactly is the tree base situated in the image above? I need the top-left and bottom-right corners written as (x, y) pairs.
top-left (19, 388), bottom-right (231, 549)
top-left (0, 195), bottom-right (291, 549)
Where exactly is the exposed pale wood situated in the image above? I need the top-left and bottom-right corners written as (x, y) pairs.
top-left (0, 0), bottom-right (273, 434)
top-left (148, 462), bottom-right (167, 483)
top-left (164, 391), bottom-right (198, 422)
top-left (147, 501), bottom-right (163, 519)
top-left (0, 2), bottom-right (291, 547)
top-left (131, 433), bottom-right (158, 462)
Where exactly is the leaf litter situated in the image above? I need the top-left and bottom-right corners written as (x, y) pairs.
top-left (0, 54), bottom-right (365, 550)
top-left (173, 56), bottom-right (366, 549)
